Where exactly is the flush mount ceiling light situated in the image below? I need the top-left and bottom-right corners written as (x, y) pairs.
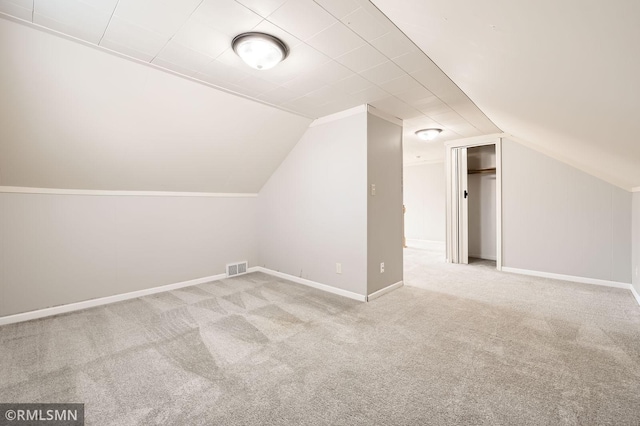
top-left (232, 32), bottom-right (288, 70)
top-left (415, 128), bottom-right (443, 141)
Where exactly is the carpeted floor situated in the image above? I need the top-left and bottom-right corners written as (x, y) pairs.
top-left (1, 247), bottom-right (639, 425)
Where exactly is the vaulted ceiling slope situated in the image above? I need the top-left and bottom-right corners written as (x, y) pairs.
top-left (0, 0), bottom-right (500, 171)
top-left (0, 18), bottom-right (311, 192)
top-left (372, 0), bottom-right (640, 190)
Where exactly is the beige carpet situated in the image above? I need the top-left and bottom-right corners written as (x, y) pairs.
top-left (1, 247), bottom-right (639, 425)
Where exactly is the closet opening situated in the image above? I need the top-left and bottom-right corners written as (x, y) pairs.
top-left (445, 137), bottom-right (502, 270)
top-left (467, 145), bottom-right (497, 265)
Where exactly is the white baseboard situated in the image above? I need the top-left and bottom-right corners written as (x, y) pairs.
top-left (631, 285), bottom-right (640, 306)
top-left (0, 267), bottom-right (393, 326)
top-left (406, 239), bottom-right (446, 251)
top-left (367, 281), bottom-right (403, 301)
top-left (253, 267), bottom-right (367, 302)
top-left (502, 267), bottom-right (632, 290)
top-left (0, 273), bottom-right (227, 326)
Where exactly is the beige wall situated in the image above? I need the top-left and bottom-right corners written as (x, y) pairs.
top-left (0, 193), bottom-right (257, 316)
top-left (502, 139), bottom-right (631, 283)
top-left (403, 162), bottom-right (445, 243)
top-left (258, 108), bottom-right (404, 297)
top-left (1, 106), bottom-right (405, 318)
top-left (367, 112), bottom-right (403, 295)
top-left (258, 110), bottom-right (369, 296)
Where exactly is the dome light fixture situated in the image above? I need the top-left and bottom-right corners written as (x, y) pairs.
top-left (415, 128), bottom-right (443, 141)
top-left (232, 32), bottom-right (288, 70)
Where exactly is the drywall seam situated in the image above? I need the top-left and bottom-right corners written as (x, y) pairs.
top-left (255, 267), bottom-right (367, 302)
top-left (0, 272), bottom-right (231, 326)
top-left (502, 267), bottom-right (631, 289)
top-left (0, 187), bottom-right (258, 197)
top-left (367, 281), bottom-right (403, 301)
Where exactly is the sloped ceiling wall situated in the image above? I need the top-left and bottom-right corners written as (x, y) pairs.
top-left (0, 18), bottom-right (311, 192)
top-left (372, 0), bottom-right (640, 190)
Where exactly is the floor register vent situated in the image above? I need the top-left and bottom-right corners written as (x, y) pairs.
top-left (226, 261), bottom-right (248, 277)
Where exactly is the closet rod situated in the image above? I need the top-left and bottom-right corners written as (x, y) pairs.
top-left (468, 167), bottom-right (496, 175)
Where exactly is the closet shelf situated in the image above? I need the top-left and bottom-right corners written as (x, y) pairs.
top-left (468, 167), bottom-right (496, 175)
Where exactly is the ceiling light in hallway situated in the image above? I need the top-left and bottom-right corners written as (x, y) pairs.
top-left (415, 128), bottom-right (443, 141)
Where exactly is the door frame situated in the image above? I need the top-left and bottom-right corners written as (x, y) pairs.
top-left (445, 135), bottom-right (503, 270)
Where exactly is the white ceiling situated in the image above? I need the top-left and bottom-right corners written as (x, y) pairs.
top-left (372, 0), bottom-right (640, 190)
top-left (0, 0), bottom-right (501, 165)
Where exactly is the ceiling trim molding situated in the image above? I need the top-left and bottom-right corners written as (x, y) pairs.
top-left (309, 105), bottom-right (367, 127)
top-left (0, 187), bottom-right (258, 198)
top-left (632, 187), bottom-right (640, 193)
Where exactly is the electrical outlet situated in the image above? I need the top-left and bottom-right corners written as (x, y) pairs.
top-left (371, 184), bottom-right (376, 196)
top-left (380, 262), bottom-right (385, 273)
top-left (336, 263), bottom-right (342, 274)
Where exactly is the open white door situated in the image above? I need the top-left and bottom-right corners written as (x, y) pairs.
top-left (450, 147), bottom-right (469, 264)
top-left (458, 147), bottom-right (469, 264)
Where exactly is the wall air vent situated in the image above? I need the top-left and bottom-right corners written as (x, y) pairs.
top-left (226, 261), bottom-right (248, 277)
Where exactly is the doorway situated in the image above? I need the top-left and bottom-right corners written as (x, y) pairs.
top-left (445, 138), bottom-right (502, 270)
